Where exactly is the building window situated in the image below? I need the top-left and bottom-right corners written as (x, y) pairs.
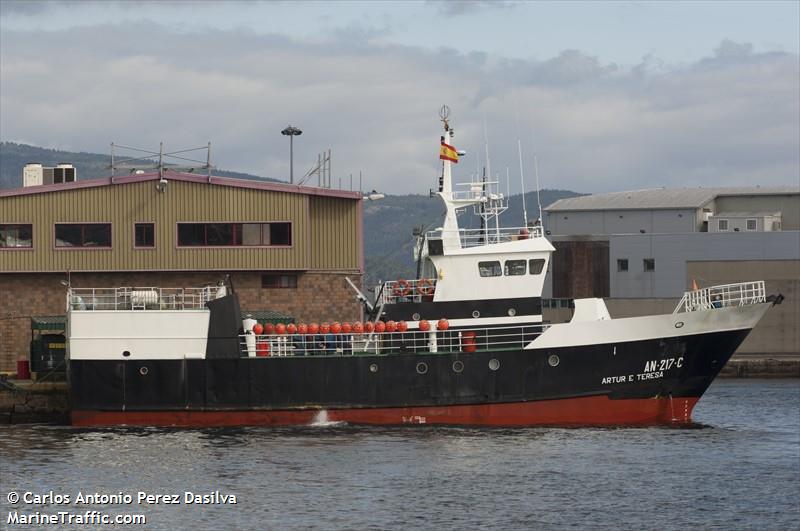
top-left (478, 261), bottom-right (502, 277)
top-left (746, 219), bottom-right (757, 231)
top-left (529, 259), bottom-right (545, 275)
top-left (177, 222), bottom-right (292, 247)
top-left (617, 259), bottom-right (629, 272)
top-left (718, 219), bottom-right (728, 231)
top-left (643, 258), bottom-right (655, 272)
top-left (504, 260), bottom-right (527, 276)
top-left (0, 224), bottom-right (32, 248)
top-left (261, 274), bottom-right (298, 288)
top-left (134, 223), bottom-right (155, 248)
top-left (55, 223), bottom-right (111, 248)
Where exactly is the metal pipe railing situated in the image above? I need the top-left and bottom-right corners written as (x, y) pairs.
top-left (426, 225), bottom-right (543, 248)
top-left (378, 278), bottom-right (438, 305)
top-left (67, 286), bottom-right (217, 311)
top-left (674, 281), bottom-right (766, 314)
top-left (239, 324), bottom-right (549, 358)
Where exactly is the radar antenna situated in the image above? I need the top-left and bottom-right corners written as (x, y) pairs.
top-left (439, 105), bottom-right (451, 131)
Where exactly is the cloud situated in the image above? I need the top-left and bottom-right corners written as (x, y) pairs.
top-left (0, 22), bottom-right (797, 195)
top-left (426, 0), bottom-right (519, 16)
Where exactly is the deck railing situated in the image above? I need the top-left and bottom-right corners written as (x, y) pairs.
top-left (673, 281), bottom-right (766, 314)
top-left (378, 278), bottom-right (438, 305)
top-left (426, 225), bottom-right (543, 249)
top-left (239, 323), bottom-right (548, 358)
top-left (67, 286), bottom-right (218, 311)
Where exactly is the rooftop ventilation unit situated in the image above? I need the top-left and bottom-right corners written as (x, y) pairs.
top-left (23, 163), bottom-right (76, 187)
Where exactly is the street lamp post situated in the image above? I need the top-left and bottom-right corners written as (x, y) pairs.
top-left (281, 125), bottom-right (302, 184)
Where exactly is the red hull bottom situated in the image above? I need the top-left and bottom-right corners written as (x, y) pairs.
top-left (71, 395), bottom-right (701, 427)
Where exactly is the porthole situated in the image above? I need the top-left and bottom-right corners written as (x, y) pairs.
top-left (507, 308), bottom-right (516, 317)
top-left (488, 359), bottom-right (500, 371)
top-left (416, 362), bottom-right (428, 375)
top-left (139, 366), bottom-right (149, 376)
top-left (369, 363), bottom-right (378, 373)
top-left (412, 313), bottom-right (421, 321)
top-left (548, 354), bottom-right (560, 367)
top-left (472, 310), bottom-right (480, 318)
top-left (452, 360), bottom-right (464, 373)
top-left (122, 350), bottom-right (131, 357)
top-left (675, 321), bottom-right (685, 329)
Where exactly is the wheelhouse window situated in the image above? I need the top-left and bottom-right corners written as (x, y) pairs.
top-left (643, 258), bottom-right (655, 272)
top-left (529, 259), bottom-right (545, 275)
top-left (177, 222), bottom-right (292, 247)
top-left (478, 261), bottom-right (502, 277)
top-left (718, 219), bottom-right (728, 231)
top-left (746, 219), bottom-right (757, 231)
top-left (0, 224), bottom-right (32, 248)
top-left (55, 223), bottom-right (111, 248)
top-left (261, 274), bottom-right (298, 288)
top-left (134, 223), bottom-right (155, 248)
top-left (617, 259), bottom-right (628, 272)
top-left (504, 260), bottom-right (527, 276)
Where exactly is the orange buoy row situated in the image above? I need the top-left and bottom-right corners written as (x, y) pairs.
top-left (252, 318), bottom-right (449, 335)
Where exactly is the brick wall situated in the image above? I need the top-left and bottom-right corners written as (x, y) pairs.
top-left (0, 271), bottom-right (362, 372)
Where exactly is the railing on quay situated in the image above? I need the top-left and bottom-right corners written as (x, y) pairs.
top-left (673, 281), bottom-right (766, 314)
top-left (426, 225), bottom-right (543, 249)
top-left (239, 323), bottom-right (549, 358)
top-left (67, 286), bottom-right (218, 311)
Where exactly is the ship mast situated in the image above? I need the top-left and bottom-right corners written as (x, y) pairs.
top-left (436, 105), bottom-right (482, 251)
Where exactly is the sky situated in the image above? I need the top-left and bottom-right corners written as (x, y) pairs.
top-left (1, 0), bottom-right (798, 195)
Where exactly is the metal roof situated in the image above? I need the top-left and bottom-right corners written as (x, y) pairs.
top-left (710, 211), bottom-right (782, 217)
top-left (0, 170), bottom-right (363, 200)
top-left (31, 316), bottom-right (66, 330)
top-left (242, 310), bottom-right (295, 324)
top-left (545, 186), bottom-right (799, 212)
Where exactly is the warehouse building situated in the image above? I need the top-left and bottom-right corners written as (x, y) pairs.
top-left (0, 171), bottom-right (364, 372)
top-left (543, 186), bottom-right (800, 355)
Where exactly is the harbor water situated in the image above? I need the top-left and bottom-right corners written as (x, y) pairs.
top-left (1, 379), bottom-right (798, 530)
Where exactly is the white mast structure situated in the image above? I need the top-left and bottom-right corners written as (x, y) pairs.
top-left (436, 105), bottom-right (510, 252)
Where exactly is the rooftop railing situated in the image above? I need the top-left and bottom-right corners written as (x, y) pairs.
top-left (426, 225), bottom-right (543, 249)
top-left (673, 281), bottom-right (766, 314)
top-left (67, 287), bottom-right (218, 311)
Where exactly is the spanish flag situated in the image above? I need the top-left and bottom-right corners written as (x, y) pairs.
top-left (440, 141), bottom-right (458, 163)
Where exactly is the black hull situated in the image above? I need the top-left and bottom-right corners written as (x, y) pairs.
top-left (69, 329), bottom-right (749, 420)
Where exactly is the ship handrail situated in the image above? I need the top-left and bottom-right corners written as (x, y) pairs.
top-left (66, 286), bottom-right (218, 311)
top-left (426, 225), bottom-right (543, 248)
top-left (378, 278), bottom-right (438, 305)
top-left (673, 281), bottom-right (766, 314)
top-left (239, 323), bottom-right (549, 357)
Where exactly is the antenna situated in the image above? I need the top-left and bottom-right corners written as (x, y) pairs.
top-left (483, 116), bottom-right (492, 189)
top-left (506, 166), bottom-right (510, 201)
top-left (518, 139), bottom-right (528, 226)
top-left (109, 142), bottom-right (215, 177)
top-left (534, 154), bottom-right (543, 223)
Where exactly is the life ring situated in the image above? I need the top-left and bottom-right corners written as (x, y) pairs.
top-left (393, 279), bottom-right (411, 297)
top-left (419, 278), bottom-right (435, 296)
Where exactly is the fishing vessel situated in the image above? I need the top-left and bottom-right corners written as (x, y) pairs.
top-left (66, 110), bottom-right (782, 427)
